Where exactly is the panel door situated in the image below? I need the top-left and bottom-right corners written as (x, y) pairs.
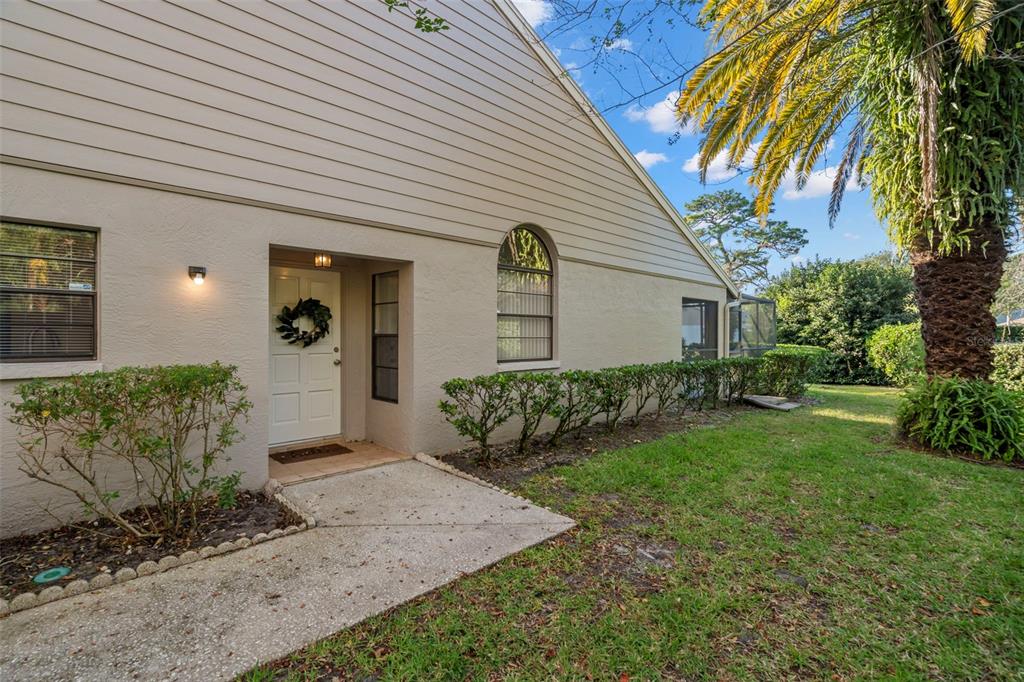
top-left (269, 266), bottom-right (342, 445)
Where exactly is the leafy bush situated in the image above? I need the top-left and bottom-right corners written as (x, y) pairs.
top-left (593, 367), bottom-right (632, 432)
top-left (897, 377), bottom-right (1024, 462)
top-left (721, 357), bottom-right (762, 405)
top-left (992, 344), bottom-right (1024, 392)
top-left (866, 322), bottom-right (926, 387)
top-left (507, 372), bottom-right (562, 454)
top-left (548, 370), bottom-right (603, 445)
top-left (773, 344), bottom-right (835, 383)
top-left (439, 374), bottom-right (514, 460)
top-left (8, 363), bottom-right (251, 539)
top-left (650, 361), bottom-right (684, 416)
top-left (683, 360), bottom-right (725, 410)
top-left (757, 346), bottom-right (829, 397)
top-left (623, 364), bottom-right (657, 423)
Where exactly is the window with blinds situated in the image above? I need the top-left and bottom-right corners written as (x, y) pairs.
top-left (1, 221), bottom-right (97, 361)
top-left (372, 271), bottom-right (399, 402)
top-left (497, 227), bottom-right (553, 363)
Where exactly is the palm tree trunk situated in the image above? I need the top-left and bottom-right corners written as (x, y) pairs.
top-left (909, 217), bottom-right (1007, 379)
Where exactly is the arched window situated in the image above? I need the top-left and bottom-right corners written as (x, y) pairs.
top-left (497, 226), bottom-right (554, 363)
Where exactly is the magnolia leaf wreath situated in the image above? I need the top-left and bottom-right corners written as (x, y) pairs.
top-left (276, 298), bottom-right (332, 347)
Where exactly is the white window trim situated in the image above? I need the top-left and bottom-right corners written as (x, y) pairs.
top-left (0, 361), bottom-right (103, 381)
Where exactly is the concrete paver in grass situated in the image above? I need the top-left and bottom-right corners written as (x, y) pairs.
top-left (0, 461), bottom-right (574, 681)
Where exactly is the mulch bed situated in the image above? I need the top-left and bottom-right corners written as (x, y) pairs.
top-left (441, 404), bottom-right (750, 488)
top-left (0, 492), bottom-right (288, 599)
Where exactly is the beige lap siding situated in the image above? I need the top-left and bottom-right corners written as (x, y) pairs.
top-left (0, 0), bottom-right (719, 284)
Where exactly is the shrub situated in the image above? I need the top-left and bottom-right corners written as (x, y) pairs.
top-left (439, 374), bottom-right (514, 460)
top-left (650, 361), bottom-right (684, 416)
top-left (623, 364), bottom-right (657, 423)
top-left (682, 360), bottom-right (725, 410)
top-left (8, 363), bottom-right (251, 539)
top-left (507, 372), bottom-right (562, 454)
top-left (773, 344), bottom-right (835, 383)
top-left (992, 344), bottom-right (1024, 393)
top-left (593, 367), bottom-right (632, 432)
top-left (757, 346), bottom-right (829, 397)
top-left (721, 357), bottom-right (762, 404)
top-left (548, 370), bottom-right (603, 445)
top-left (897, 377), bottom-right (1024, 462)
top-left (866, 322), bottom-right (925, 386)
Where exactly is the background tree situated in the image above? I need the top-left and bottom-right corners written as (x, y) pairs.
top-left (681, 190), bottom-right (807, 292)
top-left (763, 254), bottom-right (918, 384)
top-left (675, 0), bottom-right (1023, 381)
top-left (993, 252), bottom-right (1024, 341)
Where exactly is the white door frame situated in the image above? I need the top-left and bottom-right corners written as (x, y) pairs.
top-left (268, 266), bottom-right (343, 446)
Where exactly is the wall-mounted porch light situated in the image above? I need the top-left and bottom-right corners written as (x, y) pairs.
top-left (313, 252), bottom-right (332, 269)
top-left (188, 266), bottom-right (207, 285)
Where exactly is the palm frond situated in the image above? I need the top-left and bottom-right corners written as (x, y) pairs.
top-left (944, 0), bottom-right (996, 61)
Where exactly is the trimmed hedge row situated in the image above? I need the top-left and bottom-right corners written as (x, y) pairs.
top-left (439, 350), bottom-right (821, 460)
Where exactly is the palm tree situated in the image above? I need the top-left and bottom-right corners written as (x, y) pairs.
top-left (677, 0), bottom-right (1023, 379)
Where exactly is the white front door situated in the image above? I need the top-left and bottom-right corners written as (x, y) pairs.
top-left (269, 266), bottom-right (342, 445)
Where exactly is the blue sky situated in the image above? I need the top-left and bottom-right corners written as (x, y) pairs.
top-left (512, 0), bottom-right (894, 283)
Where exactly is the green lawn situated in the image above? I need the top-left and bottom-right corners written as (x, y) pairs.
top-left (246, 386), bottom-right (1023, 681)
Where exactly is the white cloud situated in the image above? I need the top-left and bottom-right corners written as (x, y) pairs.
top-left (682, 147), bottom-right (757, 182)
top-left (680, 146), bottom-right (865, 203)
top-left (781, 166), bottom-right (861, 200)
top-left (512, 0), bottom-right (552, 27)
top-left (624, 91), bottom-right (696, 135)
top-left (634, 150), bottom-right (668, 169)
top-left (791, 255), bottom-right (807, 265)
top-left (605, 38), bottom-right (633, 51)
top-left (843, 232), bottom-right (861, 240)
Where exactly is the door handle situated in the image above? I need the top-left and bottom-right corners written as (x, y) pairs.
top-left (333, 359), bottom-right (341, 366)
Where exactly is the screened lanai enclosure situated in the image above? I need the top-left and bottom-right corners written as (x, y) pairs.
top-left (728, 294), bottom-right (777, 357)
top-left (681, 294), bottom-right (776, 359)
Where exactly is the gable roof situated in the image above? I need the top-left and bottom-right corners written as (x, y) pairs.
top-left (493, 0), bottom-right (740, 297)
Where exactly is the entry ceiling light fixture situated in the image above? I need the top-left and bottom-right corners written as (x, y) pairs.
top-left (314, 252), bottom-right (332, 269)
top-left (188, 266), bottom-right (207, 285)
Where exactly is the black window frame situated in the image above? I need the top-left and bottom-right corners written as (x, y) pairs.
top-left (371, 270), bottom-right (399, 403)
top-left (497, 227), bottom-right (554, 364)
top-left (0, 218), bottom-right (99, 363)
top-left (681, 297), bottom-right (718, 360)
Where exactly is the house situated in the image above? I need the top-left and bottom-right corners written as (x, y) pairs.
top-left (0, 0), bottom-right (738, 536)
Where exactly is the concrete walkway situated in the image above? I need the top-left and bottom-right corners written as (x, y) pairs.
top-left (0, 461), bottom-right (574, 681)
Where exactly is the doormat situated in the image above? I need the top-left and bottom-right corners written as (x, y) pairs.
top-left (270, 443), bottom-right (354, 465)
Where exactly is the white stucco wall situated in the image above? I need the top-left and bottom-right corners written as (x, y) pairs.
top-left (1, 165), bottom-right (726, 536)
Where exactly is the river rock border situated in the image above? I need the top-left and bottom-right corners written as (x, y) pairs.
top-left (413, 452), bottom-right (558, 513)
top-left (1, 483), bottom-right (316, 618)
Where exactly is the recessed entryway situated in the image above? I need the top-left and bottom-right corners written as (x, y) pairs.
top-left (268, 440), bottom-right (410, 484)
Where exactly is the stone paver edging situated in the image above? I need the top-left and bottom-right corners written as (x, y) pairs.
top-left (0, 486), bottom-right (316, 618)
